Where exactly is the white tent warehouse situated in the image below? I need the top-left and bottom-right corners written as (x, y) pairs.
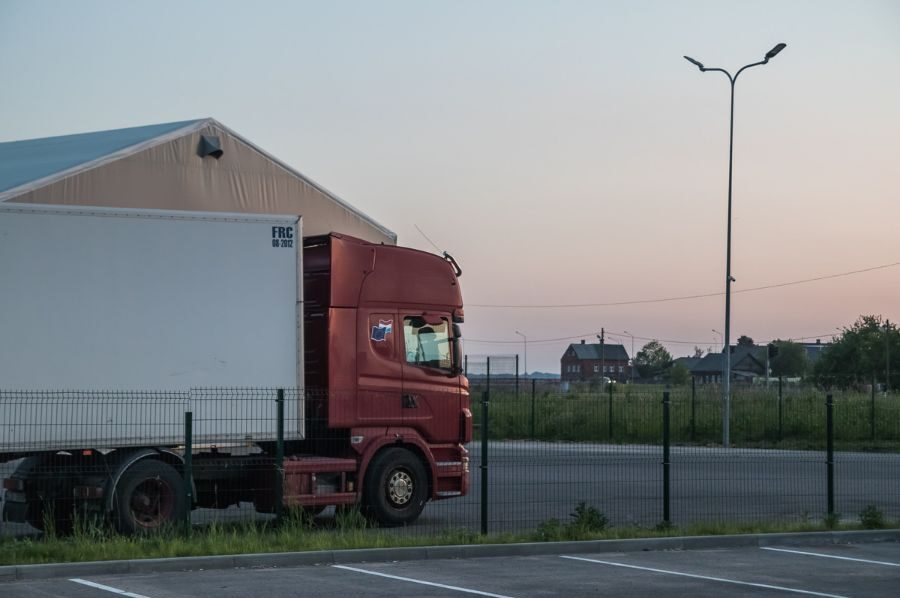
top-left (0, 118), bottom-right (396, 244)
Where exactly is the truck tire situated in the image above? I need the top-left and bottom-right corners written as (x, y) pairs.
top-left (112, 460), bottom-right (187, 534)
top-left (362, 447), bottom-right (428, 527)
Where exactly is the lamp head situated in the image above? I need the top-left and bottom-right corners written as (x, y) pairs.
top-left (683, 55), bottom-right (705, 71)
top-left (765, 43), bottom-right (787, 61)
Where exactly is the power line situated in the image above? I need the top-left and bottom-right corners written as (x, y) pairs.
top-left (465, 330), bottom-right (712, 346)
top-left (465, 329), bottom-right (841, 347)
top-left (467, 260), bottom-right (900, 309)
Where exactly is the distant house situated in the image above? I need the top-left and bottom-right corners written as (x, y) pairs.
top-left (801, 339), bottom-right (830, 365)
top-left (690, 346), bottom-right (765, 384)
top-left (560, 339), bottom-right (630, 383)
top-left (672, 356), bottom-right (701, 372)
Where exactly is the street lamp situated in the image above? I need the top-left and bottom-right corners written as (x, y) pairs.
top-left (623, 330), bottom-right (636, 384)
top-left (685, 42), bottom-right (787, 447)
top-left (515, 330), bottom-right (527, 379)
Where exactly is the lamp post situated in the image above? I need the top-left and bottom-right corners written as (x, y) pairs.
top-left (623, 330), bottom-right (636, 384)
top-left (685, 42), bottom-right (787, 447)
top-left (515, 330), bottom-right (527, 379)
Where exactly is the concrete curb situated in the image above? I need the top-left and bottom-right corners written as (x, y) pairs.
top-left (2, 529), bottom-right (898, 581)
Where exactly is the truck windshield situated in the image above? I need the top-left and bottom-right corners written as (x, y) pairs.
top-left (404, 317), bottom-right (451, 370)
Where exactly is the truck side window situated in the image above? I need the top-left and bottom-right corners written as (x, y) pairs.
top-left (403, 317), bottom-right (451, 370)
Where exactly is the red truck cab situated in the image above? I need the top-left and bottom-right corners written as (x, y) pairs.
top-left (293, 234), bottom-right (471, 525)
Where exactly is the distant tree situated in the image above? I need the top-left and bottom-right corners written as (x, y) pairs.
top-left (692, 346), bottom-right (705, 359)
top-left (667, 362), bottom-right (691, 386)
top-left (737, 335), bottom-right (755, 347)
top-left (634, 341), bottom-right (673, 379)
top-left (769, 340), bottom-right (808, 378)
top-left (812, 315), bottom-right (899, 389)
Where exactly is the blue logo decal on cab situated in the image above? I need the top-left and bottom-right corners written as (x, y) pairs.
top-left (371, 320), bottom-right (393, 342)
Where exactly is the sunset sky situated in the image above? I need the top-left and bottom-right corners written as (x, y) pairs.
top-left (2, 1), bottom-right (898, 373)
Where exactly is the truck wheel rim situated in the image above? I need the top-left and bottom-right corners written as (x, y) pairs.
top-left (387, 470), bottom-right (413, 506)
top-left (130, 478), bottom-right (175, 528)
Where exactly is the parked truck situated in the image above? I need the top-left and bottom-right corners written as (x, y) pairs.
top-left (0, 203), bottom-right (471, 532)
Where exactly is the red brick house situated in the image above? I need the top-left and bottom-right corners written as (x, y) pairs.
top-left (560, 339), bottom-right (631, 383)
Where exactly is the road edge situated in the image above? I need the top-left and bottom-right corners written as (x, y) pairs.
top-left (2, 529), bottom-right (898, 581)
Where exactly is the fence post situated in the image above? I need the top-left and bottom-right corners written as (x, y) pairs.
top-left (480, 357), bottom-right (490, 535)
top-left (662, 390), bottom-right (671, 526)
top-left (608, 382), bottom-right (614, 440)
top-left (871, 372), bottom-right (876, 443)
top-left (778, 376), bottom-right (784, 442)
top-left (690, 377), bottom-right (696, 442)
top-left (183, 410), bottom-right (193, 536)
top-left (275, 388), bottom-right (285, 523)
top-left (530, 378), bottom-right (536, 440)
top-left (826, 393), bottom-right (834, 518)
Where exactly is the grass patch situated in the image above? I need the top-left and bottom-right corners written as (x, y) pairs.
top-left (2, 511), bottom-right (897, 567)
top-left (471, 385), bottom-right (900, 450)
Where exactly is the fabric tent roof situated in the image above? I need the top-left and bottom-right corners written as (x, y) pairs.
top-left (0, 120), bottom-right (202, 194)
top-left (0, 118), bottom-right (396, 244)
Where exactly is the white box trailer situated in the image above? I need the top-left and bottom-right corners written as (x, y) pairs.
top-left (0, 203), bottom-right (304, 452)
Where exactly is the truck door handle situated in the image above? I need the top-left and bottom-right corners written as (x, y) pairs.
top-left (402, 394), bottom-right (419, 409)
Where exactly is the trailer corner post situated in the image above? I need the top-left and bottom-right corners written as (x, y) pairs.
top-left (183, 410), bottom-right (193, 536)
top-left (276, 388), bottom-right (285, 523)
top-left (826, 393), bottom-right (835, 518)
top-left (662, 390), bottom-right (671, 526)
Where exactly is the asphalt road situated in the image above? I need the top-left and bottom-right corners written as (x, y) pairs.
top-left (5, 541), bottom-right (900, 597)
top-left (3, 442), bottom-right (899, 537)
top-left (423, 442), bottom-right (900, 534)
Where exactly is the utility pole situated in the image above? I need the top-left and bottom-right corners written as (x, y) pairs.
top-left (515, 330), bottom-right (527, 381)
top-left (885, 321), bottom-right (891, 394)
top-left (624, 330), bottom-right (635, 384)
top-left (597, 329), bottom-right (605, 383)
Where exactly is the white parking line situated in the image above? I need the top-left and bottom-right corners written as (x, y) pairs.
top-left (69, 578), bottom-right (154, 598)
top-left (333, 564), bottom-right (518, 598)
top-left (762, 546), bottom-right (900, 567)
top-left (560, 555), bottom-right (856, 598)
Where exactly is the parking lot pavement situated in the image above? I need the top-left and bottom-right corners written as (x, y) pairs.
top-left (3, 542), bottom-right (899, 598)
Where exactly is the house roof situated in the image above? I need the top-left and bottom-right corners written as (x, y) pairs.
top-left (673, 356), bottom-right (701, 370)
top-left (690, 346), bottom-right (765, 374)
top-left (564, 343), bottom-right (629, 361)
top-left (0, 118), bottom-right (396, 243)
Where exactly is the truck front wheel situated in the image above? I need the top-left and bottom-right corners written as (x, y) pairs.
top-left (113, 460), bottom-right (187, 534)
top-left (362, 447), bottom-right (428, 527)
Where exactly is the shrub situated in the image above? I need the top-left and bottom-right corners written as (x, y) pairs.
top-left (859, 505), bottom-right (885, 529)
top-left (569, 502), bottom-right (609, 534)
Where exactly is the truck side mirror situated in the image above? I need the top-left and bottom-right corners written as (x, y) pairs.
top-left (449, 334), bottom-right (463, 377)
